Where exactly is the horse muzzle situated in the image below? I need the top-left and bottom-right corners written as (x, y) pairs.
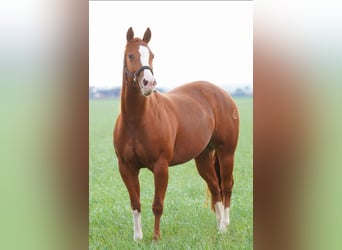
top-left (140, 78), bottom-right (157, 96)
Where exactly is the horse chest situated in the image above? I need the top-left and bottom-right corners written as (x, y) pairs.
top-left (121, 133), bottom-right (163, 167)
top-left (115, 110), bottom-right (175, 167)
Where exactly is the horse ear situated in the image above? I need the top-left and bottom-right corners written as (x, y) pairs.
top-left (143, 28), bottom-right (151, 44)
top-left (126, 27), bottom-right (134, 42)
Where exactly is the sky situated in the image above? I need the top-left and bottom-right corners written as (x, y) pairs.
top-left (89, 1), bottom-right (253, 90)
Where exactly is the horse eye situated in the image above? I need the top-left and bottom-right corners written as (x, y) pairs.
top-left (128, 54), bottom-right (134, 60)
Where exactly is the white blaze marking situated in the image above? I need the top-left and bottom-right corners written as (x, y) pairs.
top-left (132, 209), bottom-right (143, 241)
top-left (139, 45), bottom-right (150, 66)
top-left (138, 46), bottom-right (154, 81)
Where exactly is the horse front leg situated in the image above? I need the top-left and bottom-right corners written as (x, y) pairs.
top-left (152, 161), bottom-right (169, 241)
top-left (118, 161), bottom-right (142, 241)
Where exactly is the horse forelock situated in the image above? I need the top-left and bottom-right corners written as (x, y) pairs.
top-left (125, 38), bottom-right (148, 51)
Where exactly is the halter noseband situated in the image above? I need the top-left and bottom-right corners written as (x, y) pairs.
top-left (124, 66), bottom-right (154, 84)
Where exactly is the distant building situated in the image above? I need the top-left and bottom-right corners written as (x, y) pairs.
top-left (232, 86), bottom-right (253, 97)
top-left (89, 87), bottom-right (121, 99)
top-left (89, 85), bottom-right (251, 99)
top-left (89, 86), bottom-right (168, 99)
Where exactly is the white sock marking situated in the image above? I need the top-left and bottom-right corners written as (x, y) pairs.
top-left (215, 201), bottom-right (224, 231)
top-left (223, 207), bottom-right (230, 227)
top-left (132, 209), bottom-right (143, 241)
top-left (215, 202), bottom-right (230, 232)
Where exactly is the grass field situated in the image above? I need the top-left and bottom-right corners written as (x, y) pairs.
top-left (89, 96), bottom-right (253, 249)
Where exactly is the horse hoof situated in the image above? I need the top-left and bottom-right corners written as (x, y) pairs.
top-left (218, 222), bottom-right (228, 233)
top-left (134, 233), bottom-right (143, 242)
top-left (152, 234), bottom-right (161, 242)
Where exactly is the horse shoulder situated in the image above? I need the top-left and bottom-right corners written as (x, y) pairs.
top-left (113, 114), bottom-right (135, 161)
top-left (113, 114), bottom-right (124, 144)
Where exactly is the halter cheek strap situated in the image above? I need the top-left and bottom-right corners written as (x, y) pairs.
top-left (124, 66), bottom-right (154, 83)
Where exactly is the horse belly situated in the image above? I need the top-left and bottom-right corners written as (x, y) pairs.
top-left (170, 128), bottom-right (212, 166)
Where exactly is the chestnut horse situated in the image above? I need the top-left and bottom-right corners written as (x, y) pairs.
top-left (113, 27), bottom-right (239, 241)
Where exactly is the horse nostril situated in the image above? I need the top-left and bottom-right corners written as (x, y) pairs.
top-left (143, 79), bottom-right (148, 86)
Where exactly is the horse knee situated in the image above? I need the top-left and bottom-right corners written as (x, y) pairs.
top-left (222, 188), bottom-right (232, 197)
top-left (209, 186), bottom-right (222, 200)
top-left (221, 186), bottom-right (233, 207)
top-left (222, 176), bottom-right (234, 192)
top-left (152, 203), bottom-right (163, 216)
top-left (131, 201), bottom-right (141, 212)
top-left (222, 180), bottom-right (233, 195)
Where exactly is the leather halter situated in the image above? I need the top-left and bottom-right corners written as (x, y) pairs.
top-left (124, 66), bottom-right (154, 85)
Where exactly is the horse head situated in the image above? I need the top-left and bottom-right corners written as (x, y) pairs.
top-left (124, 27), bottom-right (157, 96)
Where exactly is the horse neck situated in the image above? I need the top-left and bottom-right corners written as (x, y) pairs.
top-left (120, 77), bottom-right (147, 124)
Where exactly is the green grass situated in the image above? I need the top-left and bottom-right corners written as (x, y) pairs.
top-left (89, 96), bottom-right (253, 249)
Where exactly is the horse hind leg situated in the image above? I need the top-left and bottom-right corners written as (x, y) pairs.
top-left (216, 151), bottom-right (235, 231)
top-left (194, 150), bottom-right (223, 230)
